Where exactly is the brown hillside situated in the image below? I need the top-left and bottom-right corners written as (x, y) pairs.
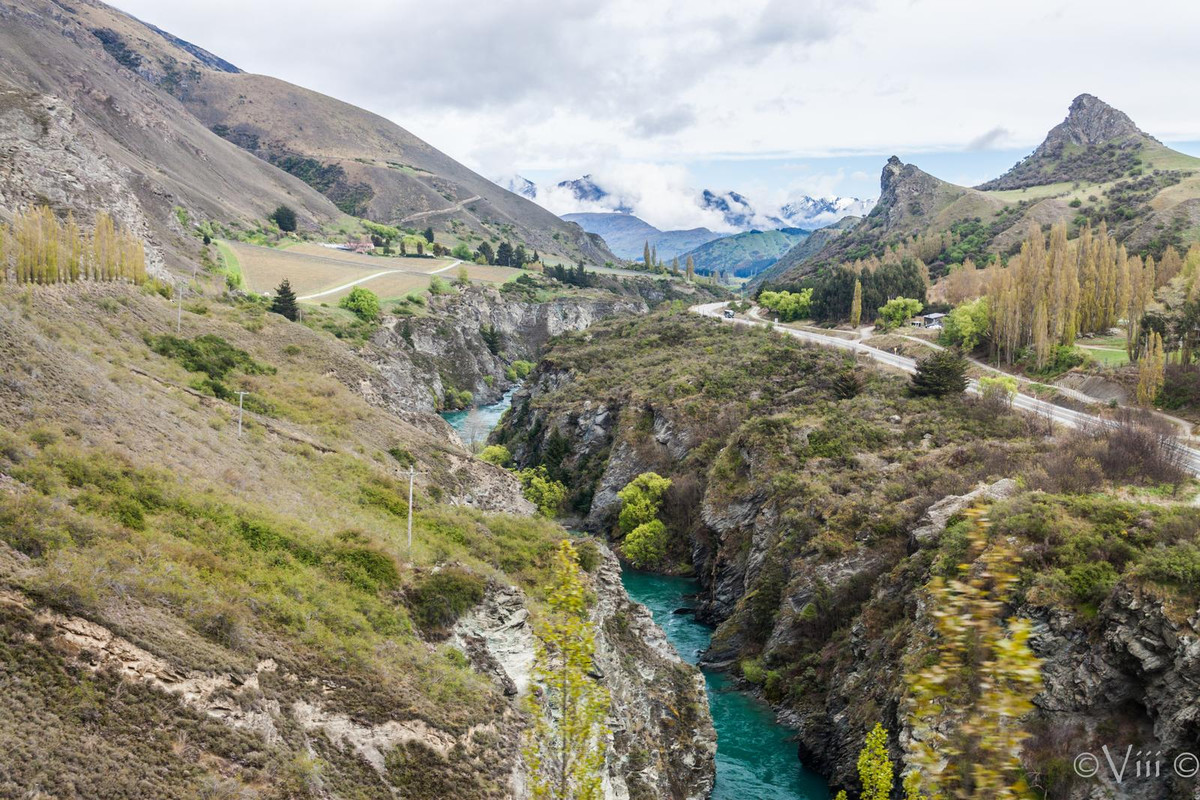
top-left (180, 72), bottom-right (616, 263)
top-left (0, 0), bottom-right (343, 273)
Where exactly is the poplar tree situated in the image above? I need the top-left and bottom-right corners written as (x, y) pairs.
top-left (524, 540), bottom-right (610, 800)
top-left (643, 240), bottom-right (652, 269)
top-left (850, 279), bottom-right (863, 327)
top-left (1137, 330), bottom-right (1165, 406)
top-left (672, 256), bottom-right (680, 276)
top-left (685, 255), bottom-right (695, 282)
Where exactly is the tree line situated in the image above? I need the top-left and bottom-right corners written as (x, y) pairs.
top-left (768, 254), bottom-right (927, 324)
top-left (0, 206), bottom-right (146, 285)
top-left (987, 221), bottom-right (1148, 369)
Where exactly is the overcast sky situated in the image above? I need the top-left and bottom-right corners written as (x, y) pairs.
top-left (116, 0), bottom-right (1200, 228)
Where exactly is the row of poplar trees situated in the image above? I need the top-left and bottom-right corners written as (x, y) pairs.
top-left (0, 206), bottom-right (146, 285)
top-left (988, 221), bottom-right (1156, 369)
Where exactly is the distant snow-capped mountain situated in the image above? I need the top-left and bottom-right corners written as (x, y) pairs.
top-left (496, 174), bottom-right (538, 200)
top-left (493, 174), bottom-right (874, 232)
top-left (779, 196), bottom-right (876, 228)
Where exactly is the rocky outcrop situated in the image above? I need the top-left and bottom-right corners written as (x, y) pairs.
top-left (365, 286), bottom-right (648, 416)
top-left (452, 547), bottom-right (717, 800)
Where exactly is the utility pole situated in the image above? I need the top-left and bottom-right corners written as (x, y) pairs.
top-left (405, 464), bottom-right (429, 551)
top-left (407, 465), bottom-right (414, 550)
top-left (235, 391), bottom-right (248, 436)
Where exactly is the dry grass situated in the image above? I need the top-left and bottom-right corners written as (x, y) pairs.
top-left (225, 241), bottom-right (513, 302)
top-left (0, 280), bottom-right (568, 797)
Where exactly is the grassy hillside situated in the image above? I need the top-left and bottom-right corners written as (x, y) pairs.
top-left (181, 72), bottom-right (613, 265)
top-left (681, 228), bottom-right (809, 278)
top-left (0, 281), bottom-right (573, 797)
top-left (747, 216), bottom-right (860, 290)
top-left (0, 0), bottom-right (614, 274)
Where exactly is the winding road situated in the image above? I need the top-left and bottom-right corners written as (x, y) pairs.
top-left (692, 302), bottom-right (1200, 477)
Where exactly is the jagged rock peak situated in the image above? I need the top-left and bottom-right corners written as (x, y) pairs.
top-left (1048, 93), bottom-right (1156, 147)
top-left (880, 155), bottom-right (905, 193)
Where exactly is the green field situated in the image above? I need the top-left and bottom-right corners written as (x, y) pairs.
top-left (1081, 346), bottom-right (1130, 367)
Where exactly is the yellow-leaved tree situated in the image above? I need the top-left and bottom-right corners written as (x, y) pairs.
top-left (833, 722), bottom-right (894, 800)
top-left (1136, 330), bottom-right (1165, 407)
top-left (903, 507), bottom-right (1042, 800)
top-left (524, 540), bottom-right (610, 800)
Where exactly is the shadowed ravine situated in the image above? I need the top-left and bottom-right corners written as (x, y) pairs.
top-left (445, 392), bottom-right (829, 800)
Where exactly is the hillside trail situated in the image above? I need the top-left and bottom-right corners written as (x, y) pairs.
top-left (400, 196), bottom-right (481, 224)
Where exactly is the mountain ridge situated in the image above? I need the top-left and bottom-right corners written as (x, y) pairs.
top-left (560, 212), bottom-right (723, 261)
top-left (0, 0), bottom-right (612, 271)
top-left (763, 94), bottom-right (1200, 287)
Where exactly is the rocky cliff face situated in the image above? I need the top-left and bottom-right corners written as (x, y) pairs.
top-left (493, 323), bottom-right (1200, 799)
top-left (453, 545), bottom-right (716, 800)
top-left (367, 287), bottom-right (647, 415)
top-left (363, 280), bottom-right (720, 421)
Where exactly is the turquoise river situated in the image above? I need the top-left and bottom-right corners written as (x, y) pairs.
top-left (443, 391), bottom-right (830, 800)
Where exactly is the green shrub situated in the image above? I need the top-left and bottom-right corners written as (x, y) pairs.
top-left (442, 386), bottom-right (473, 411)
top-left (339, 287), bottom-right (381, 321)
top-left (517, 466), bottom-right (567, 517)
top-left (574, 539), bottom-right (602, 573)
top-left (478, 445), bottom-right (510, 467)
top-left (388, 446), bottom-right (416, 466)
top-left (623, 519), bottom-right (667, 567)
top-left (405, 568), bottom-right (486, 635)
top-left (1066, 561), bottom-right (1118, 604)
top-left (359, 481), bottom-right (409, 517)
top-left (148, 334), bottom-right (274, 381)
top-left (330, 545), bottom-right (400, 593)
top-left (1139, 543), bottom-right (1200, 594)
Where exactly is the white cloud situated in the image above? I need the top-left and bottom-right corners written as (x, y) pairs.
top-left (536, 164), bottom-right (740, 231)
top-left (114, 0), bottom-right (1200, 192)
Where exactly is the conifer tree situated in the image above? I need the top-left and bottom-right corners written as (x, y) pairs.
top-left (271, 278), bottom-right (299, 320)
top-left (423, 226), bottom-right (435, 243)
top-left (910, 349), bottom-right (968, 397)
top-left (524, 540), bottom-right (610, 800)
top-left (496, 241), bottom-right (513, 266)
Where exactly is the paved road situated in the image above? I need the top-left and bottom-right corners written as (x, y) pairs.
top-left (693, 302), bottom-right (1200, 477)
top-left (750, 307), bottom-right (1197, 441)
